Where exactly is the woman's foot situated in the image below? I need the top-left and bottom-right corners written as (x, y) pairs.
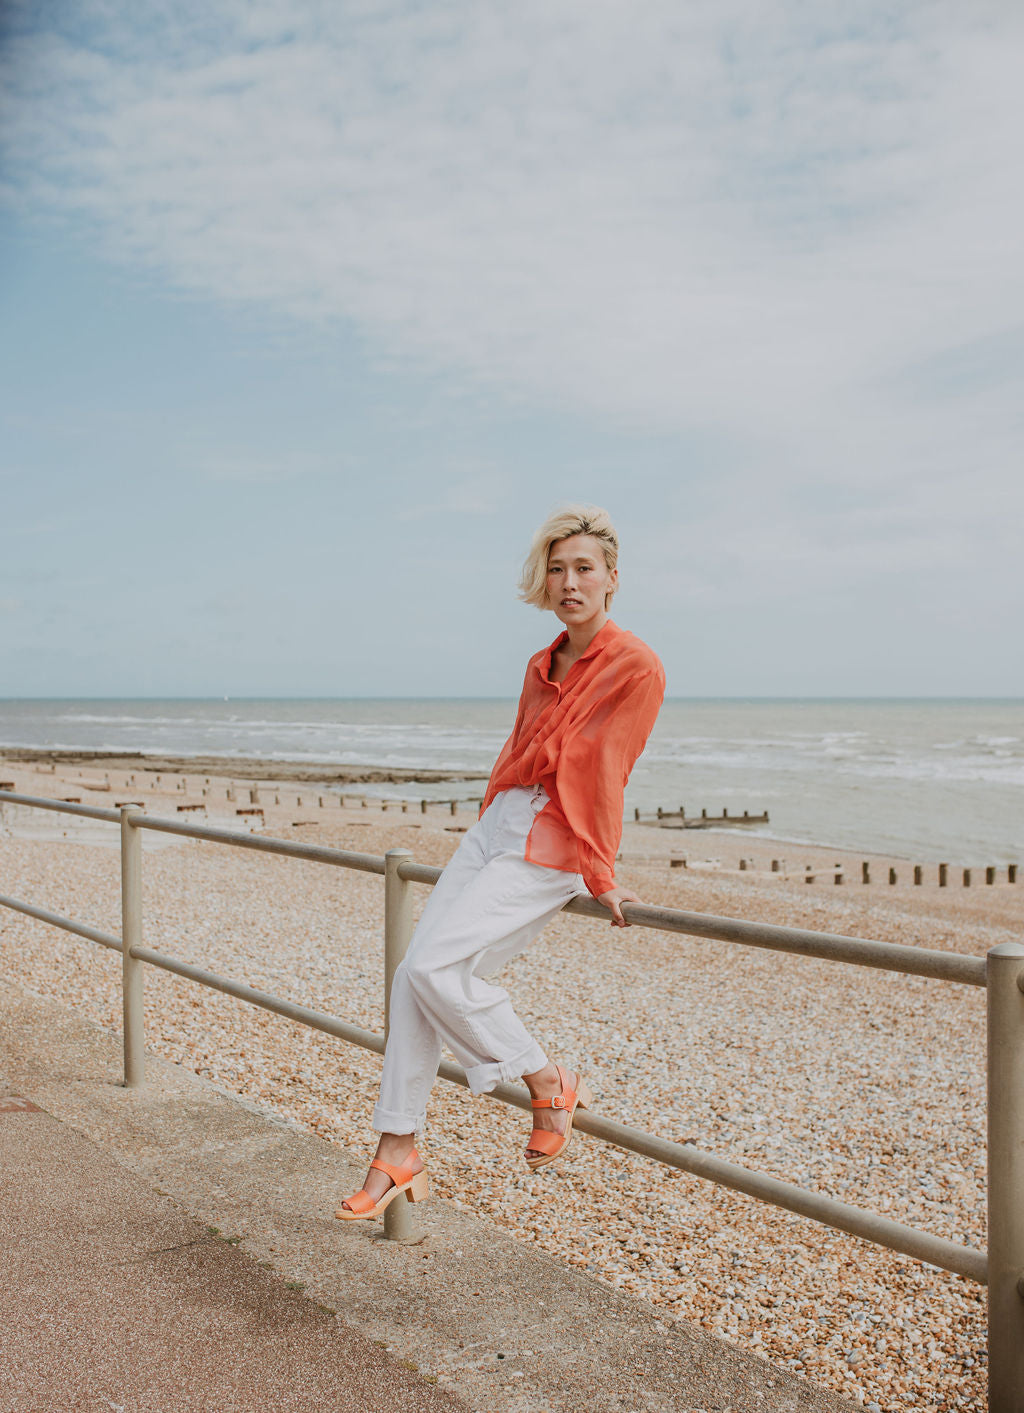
top-left (338, 1132), bottom-right (422, 1212)
top-left (523, 1062), bottom-right (591, 1167)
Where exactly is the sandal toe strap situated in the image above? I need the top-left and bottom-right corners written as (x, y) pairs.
top-left (525, 1128), bottom-right (564, 1157)
top-left (341, 1188), bottom-right (376, 1214)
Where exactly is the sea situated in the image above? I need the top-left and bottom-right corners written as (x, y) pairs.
top-left (1, 698), bottom-right (1021, 865)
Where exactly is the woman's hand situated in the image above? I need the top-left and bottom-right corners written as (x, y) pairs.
top-left (596, 886), bottom-right (642, 926)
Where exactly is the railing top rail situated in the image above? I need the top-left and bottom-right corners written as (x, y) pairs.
top-left (130, 813), bottom-right (387, 875)
top-left (0, 790), bottom-right (387, 876)
top-left (566, 893), bottom-right (987, 987)
top-left (0, 789), bottom-right (122, 824)
top-left (0, 789), bottom-right (986, 984)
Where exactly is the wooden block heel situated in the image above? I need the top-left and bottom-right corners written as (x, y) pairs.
top-left (406, 1170), bottom-right (429, 1203)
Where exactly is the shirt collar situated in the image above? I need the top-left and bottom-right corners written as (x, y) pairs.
top-left (576, 617), bottom-right (621, 662)
top-left (537, 618), bottom-right (621, 679)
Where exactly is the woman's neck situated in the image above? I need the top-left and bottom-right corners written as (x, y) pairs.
top-left (560, 611), bottom-right (609, 659)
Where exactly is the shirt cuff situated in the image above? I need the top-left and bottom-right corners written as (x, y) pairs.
top-left (586, 870), bottom-right (617, 899)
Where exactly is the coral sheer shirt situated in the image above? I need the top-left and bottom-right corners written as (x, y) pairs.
top-left (481, 619), bottom-right (665, 898)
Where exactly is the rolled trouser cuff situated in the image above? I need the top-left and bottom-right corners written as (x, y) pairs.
top-left (371, 1103), bottom-right (426, 1136)
top-left (464, 1040), bottom-right (548, 1096)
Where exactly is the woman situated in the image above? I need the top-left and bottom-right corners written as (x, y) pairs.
top-left (337, 504), bottom-right (664, 1220)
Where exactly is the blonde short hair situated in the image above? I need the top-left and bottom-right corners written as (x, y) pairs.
top-left (518, 504), bottom-right (620, 610)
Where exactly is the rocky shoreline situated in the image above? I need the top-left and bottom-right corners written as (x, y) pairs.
top-left (0, 747), bottom-right (487, 786)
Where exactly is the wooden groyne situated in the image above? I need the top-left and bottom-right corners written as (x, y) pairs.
top-left (615, 853), bottom-right (1019, 886)
top-left (634, 806), bottom-right (769, 829)
top-left (776, 859), bottom-right (1018, 886)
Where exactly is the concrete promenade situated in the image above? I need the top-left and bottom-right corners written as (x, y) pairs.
top-left (0, 984), bottom-right (856, 1413)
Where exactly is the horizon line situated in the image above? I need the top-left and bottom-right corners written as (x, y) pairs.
top-left (1, 694), bottom-right (1022, 705)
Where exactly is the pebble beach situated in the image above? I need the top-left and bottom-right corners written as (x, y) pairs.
top-left (1, 756), bottom-right (1019, 1412)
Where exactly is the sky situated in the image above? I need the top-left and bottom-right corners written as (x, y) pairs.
top-left (1, 0), bottom-right (1022, 699)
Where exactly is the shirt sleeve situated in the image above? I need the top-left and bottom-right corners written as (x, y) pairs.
top-left (555, 662), bottom-right (665, 897)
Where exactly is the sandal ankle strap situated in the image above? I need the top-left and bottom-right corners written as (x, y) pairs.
top-left (530, 1066), bottom-right (576, 1110)
top-left (369, 1147), bottom-right (420, 1187)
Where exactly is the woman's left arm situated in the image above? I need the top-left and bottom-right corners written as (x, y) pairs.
top-left (557, 661), bottom-right (665, 921)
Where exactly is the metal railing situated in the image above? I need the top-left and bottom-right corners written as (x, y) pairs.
top-left (1, 788), bottom-right (1021, 1410)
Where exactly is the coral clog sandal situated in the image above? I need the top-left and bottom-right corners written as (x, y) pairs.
top-left (334, 1149), bottom-right (429, 1221)
top-left (525, 1065), bottom-right (593, 1171)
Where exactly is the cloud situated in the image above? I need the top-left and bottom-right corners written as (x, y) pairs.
top-left (2, 0), bottom-right (1022, 514)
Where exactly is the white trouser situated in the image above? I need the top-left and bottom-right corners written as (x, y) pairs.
top-left (372, 785), bottom-right (587, 1135)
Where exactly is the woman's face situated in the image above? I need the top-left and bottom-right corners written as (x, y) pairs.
top-left (545, 533), bottom-right (618, 629)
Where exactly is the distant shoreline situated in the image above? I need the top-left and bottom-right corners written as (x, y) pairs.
top-left (0, 747), bottom-right (488, 786)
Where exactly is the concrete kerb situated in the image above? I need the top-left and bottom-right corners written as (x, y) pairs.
top-left (0, 982), bottom-right (857, 1413)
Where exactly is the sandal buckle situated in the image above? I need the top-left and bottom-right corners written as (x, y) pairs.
top-left (550, 1095), bottom-right (567, 1109)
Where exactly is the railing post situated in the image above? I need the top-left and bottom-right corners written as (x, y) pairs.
top-left (987, 941), bottom-right (1024, 1411)
top-left (383, 848), bottom-right (415, 1241)
top-left (120, 806), bottom-right (145, 1087)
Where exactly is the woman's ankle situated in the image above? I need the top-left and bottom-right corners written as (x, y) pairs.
top-left (375, 1131), bottom-right (417, 1161)
top-left (522, 1061), bottom-right (560, 1097)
